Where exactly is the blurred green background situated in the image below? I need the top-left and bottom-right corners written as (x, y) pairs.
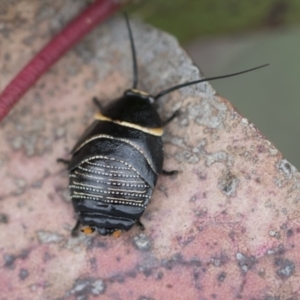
top-left (129, 0), bottom-right (300, 169)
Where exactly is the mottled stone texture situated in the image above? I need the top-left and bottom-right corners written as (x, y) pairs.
top-left (1, 1), bottom-right (300, 300)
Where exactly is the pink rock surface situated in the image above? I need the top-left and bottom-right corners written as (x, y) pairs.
top-left (1, 1), bottom-right (299, 299)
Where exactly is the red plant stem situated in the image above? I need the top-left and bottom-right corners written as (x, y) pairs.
top-left (0, 0), bottom-right (121, 122)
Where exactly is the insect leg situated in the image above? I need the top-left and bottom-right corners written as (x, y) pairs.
top-left (136, 219), bottom-right (145, 230)
top-left (162, 170), bottom-right (178, 176)
top-left (162, 110), bottom-right (180, 126)
top-left (92, 97), bottom-right (102, 110)
top-left (57, 158), bottom-right (70, 165)
top-left (71, 219), bottom-right (81, 237)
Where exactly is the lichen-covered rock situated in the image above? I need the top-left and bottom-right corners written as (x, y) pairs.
top-left (1, 1), bottom-right (300, 299)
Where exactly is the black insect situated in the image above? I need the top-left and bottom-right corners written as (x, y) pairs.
top-left (60, 14), bottom-right (267, 237)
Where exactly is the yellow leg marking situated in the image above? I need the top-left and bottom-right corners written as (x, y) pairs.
top-left (81, 226), bottom-right (95, 235)
top-left (112, 230), bottom-right (122, 238)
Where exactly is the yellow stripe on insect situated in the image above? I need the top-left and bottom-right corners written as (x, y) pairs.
top-left (94, 112), bottom-right (163, 136)
top-left (130, 89), bottom-right (150, 96)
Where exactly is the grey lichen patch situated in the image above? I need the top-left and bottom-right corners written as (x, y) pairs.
top-left (109, 273), bottom-right (124, 284)
top-left (218, 171), bottom-right (239, 197)
top-left (30, 284), bottom-right (37, 292)
top-left (195, 171), bottom-right (207, 181)
top-left (268, 147), bottom-right (279, 156)
top-left (236, 252), bottom-right (256, 274)
top-left (241, 118), bottom-right (250, 127)
top-left (3, 249), bottom-right (30, 270)
top-left (36, 3), bottom-right (56, 21)
top-left (164, 136), bottom-right (207, 165)
top-left (157, 185), bottom-right (168, 198)
top-left (133, 233), bottom-right (151, 251)
top-left (267, 244), bottom-right (285, 256)
top-left (258, 268), bottom-right (266, 277)
top-left (176, 234), bottom-right (195, 247)
top-left (217, 272), bottom-right (226, 282)
top-left (68, 277), bottom-right (106, 298)
top-left (138, 256), bottom-right (160, 276)
top-left (138, 296), bottom-right (154, 300)
top-left (3, 253), bottom-right (16, 269)
top-left (275, 259), bottom-right (295, 279)
top-left (160, 254), bottom-right (202, 273)
top-left (0, 153), bottom-right (8, 169)
top-left (31, 180), bottom-right (43, 189)
top-left (90, 279), bottom-right (106, 296)
top-left (55, 186), bottom-right (71, 202)
top-left (162, 135), bottom-right (186, 149)
top-left (269, 230), bottom-right (280, 239)
top-left (23, 136), bottom-right (37, 156)
top-left (264, 199), bottom-right (274, 209)
top-left (0, 213), bottom-right (9, 224)
top-left (211, 258), bottom-right (221, 267)
top-left (211, 252), bottom-right (229, 267)
top-left (48, 1), bottom-right (88, 32)
top-left (70, 279), bottom-right (90, 294)
top-left (192, 138), bottom-right (208, 154)
top-left (179, 117), bottom-right (189, 127)
top-left (6, 88), bottom-right (73, 154)
top-left (84, 79), bottom-right (95, 90)
top-left (175, 150), bottom-right (199, 164)
top-left (74, 38), bottom-right (98, 64)
top-left (19, 268), bottom-right (29, 280)
top-left (286, 228), bottom-right (293, 237)
top-left (264, 296), bottom-right (280, 300)
top-left (205, 151), bottom-right (233, 167)
top-left (189, 195), bottom-right (197, 202)
top-left (37, 230), bottom-right (64, 244)
top-left (63, 233), bottom-right (92, 253)
top-left (273, 177), bottom-right (283, 188)
top-left (161, 258), bottom-right (176, 270)
top-left (187, 97), bottom-right (227, 129)
top-left (54, 126), bottom-right (66, 138)
top-left (65, 63), bottom-right (80, 76)
top-left (276, 159), bottom-right (297, 179)
top-left (15, 177), bottom-right (26, 188)
top-left (195, 207), bottom-right (208, 218)
top-left (12, 136), bottom-right (23, 150)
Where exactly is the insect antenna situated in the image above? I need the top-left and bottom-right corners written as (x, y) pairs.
top-left (154, 64), bottom-right (269, 100)
top-left (124, 13), bottom-right (138, 89)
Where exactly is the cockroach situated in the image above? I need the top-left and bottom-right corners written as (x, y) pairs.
top-left (59, 14), bottom-right (267, 237)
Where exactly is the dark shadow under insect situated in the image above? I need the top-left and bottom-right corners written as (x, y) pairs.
top-left (59, 13), bottom-right (268, 237)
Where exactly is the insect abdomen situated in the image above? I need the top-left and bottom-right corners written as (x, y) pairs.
top-left (69, 137), bottom-right (156, 234)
